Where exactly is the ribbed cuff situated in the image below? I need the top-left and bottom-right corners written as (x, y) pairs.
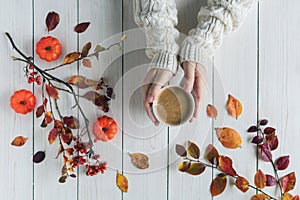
top-left (149, 50), bottom-right (178, 75)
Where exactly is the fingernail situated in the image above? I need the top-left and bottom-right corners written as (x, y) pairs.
top-left (146, 95), bottom-right (154, 102)
top-left (184, 85), bottom-right (192, 93)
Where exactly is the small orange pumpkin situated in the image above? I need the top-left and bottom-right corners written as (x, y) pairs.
top-left (93, 116), bottom-right (118, 142)
top-left (36, 36), bottom-right (62, 62)
top-left (10, 89), bottom-right (36, 114)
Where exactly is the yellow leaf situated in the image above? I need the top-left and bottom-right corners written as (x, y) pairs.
top-left (254, 169), bottom-right (266, 189)
top-left (11, 136), bottom-right (28, 147)
top-left (130, 153), bottom-right (149, 169)
top-left (116, 172), bottom-right (128, 193)
top-left (63, 52), bottom-right (81, 64)
top-left (215, 127), bottom-right (242, 149)
top-left (178, 161), bottom-right (191, 172)
top-left (226, 94), bottom-right (242, 119)
top-left (121, 34), bottom-right (127, 41)
top-left (210, 173), bottom-right (227, 197)
top-left (251, 194), bottom-right (270, 200)
top-left (282, 193), bottom-right (293, 200)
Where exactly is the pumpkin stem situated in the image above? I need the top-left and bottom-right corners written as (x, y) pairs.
top-left (45, 46), bottom-right (51, 51)
top-left (102, 128), bottom-right (107, 132)
top-left (20, 101), bottom-right (26, 105)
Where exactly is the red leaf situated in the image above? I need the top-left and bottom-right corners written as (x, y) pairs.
top-left (74, 22), bottom-right (90, 33)
top-left (268, 135), bottom-right (279, 151)
top-left (40, 111), bottom-right (53, 128)
top-left (259, 144), bottom-right (272, 162)
top-left (63, 116), bottom-right (79, 129)
top-left (210, 173), bottom-right (227, 197)
top-left (293, 195), bottom-right (300, 200)
top-left (265, 174), bottom-right (277, 187)
top-left (54, 120), bottom-right (64, 130)
top-left (61, 128), bottom-right (73, 145)
top-left (254, 169), bottom-right (266, 189)
top-left (264, 127), bottom-right (276, 134)
top-left (48, 128), bottom-right (58, 144)
top-left (235, 176), bottom-right (249, 193)
top-left (36, 105), bottom-right (45, 118)
top-left (281, 172), bottom-right (296, 193)
top-left (46, 11), bottom-right (60, 32)
top-left (218, 155), bottom-right (237, 176)
top-left (43, 98), bottom-right (48, 107)
top-left (275, 156), bottom-right (290, 170)
top-left (46, 85), bottom-right (59, 99)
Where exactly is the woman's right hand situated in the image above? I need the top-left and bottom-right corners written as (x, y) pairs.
top-left (142, 68), bottom-right (173, 125)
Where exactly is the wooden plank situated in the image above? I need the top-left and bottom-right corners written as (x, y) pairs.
top-left (259, 0), bottom-right (300, 197)
top-left (213, 4), bottom-right (258, 199)
top-left (33, 1), bottom-right (78, 199)
top-left (0, 1), bottom-right (33, 199)
top-left (78, 1), bottom-right (123, 199)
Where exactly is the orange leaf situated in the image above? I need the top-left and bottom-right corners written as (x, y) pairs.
top-left (218, 155), bottom-right (237, 176)
top-left (281, 172), bottom-right (296, 193)
top-left (46, 85), bottom-right (59, 99)
top-left (116, 172), bottom-right (128, 193)
top-left (235, 176), bottom-right (249, 193)
top-left (283, 193), bottom-right (294, 200)
top-left (251, 194), bottom-right (270, 200)
top-left (63, 52), bottom-right (81, 64)
top-left (207, 104), bottom-right (218, 119)
top-left (205, 144), bottom-right (219, 165)
top-left (48, 128), bottom-right (58, 144)
top-left (226, 94), bottom-right (242, 119)
top-left (210, 173), bottom-right (227, 197)
top-left (254, 169), bottom-right (266, 189)
top-left (82, 58), bottom-right (92, 68)
top-left (215, 127), bottom-right (242, 149)
top-left (11, 136), bottom-right (28, 147)
top-left (61, 128), bottom-right (73, 145)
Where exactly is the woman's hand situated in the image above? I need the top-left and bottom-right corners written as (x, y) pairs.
top-left (182, 61), bottom-right (206, 122)
top-left (143, 68), bottom-right (173, 126)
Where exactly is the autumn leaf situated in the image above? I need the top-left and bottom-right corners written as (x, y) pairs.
top-left (46, 85), bottom-right (59, 99)
top-left (94, 44), bottom-right (106, 53)
top-left (74, 22), bottom-right (90, 33)
top-left (210, 173), bottom-right (227, 197)
top-left (36, 105), bottom-right (45, 118)
top-left (48, 128), bottom-right (58, 144)
top-left (178, 161), bottom-right (191, 172)
top-left (206, 104), bottom-right (217, 119)
top-left (247, 125), bottom-right (258, 132)
top-left (205, 144), bottom-right (219, 165)
top-left (33, 151), bottom-right (46, 163)
top-left (61, 127), bottom-right (73, 145)
top-left (63, 116), bottom-right (79, 129)
top-left (267, 134), bottom-right (279, 151)
top-left (259, 119), bottom-right (269, 126)
top-left (11, 136), bottom-right (28, 147)
top-left (186, 162), bottom-right (206, 176)
top-left (251, 135), bottom-right (264, 144)
top-left (281, 172), bottom-right (296, 193)
top-left (55, 144), bottom-right (64, 159)
top-left (187, 141), bottom-right (200, 159)
top-left (175, 144), bottom-right (187, 157)
top-left (275, 155), bottom-right (290, 170)
top-left (293, 195), bottom-right (300, 200)
top-left (81, 42), bottom-right (91, 57)
top-left (129, 153), bottom-right (149, 169)
top-left (254, 169), bottom-right (266, 189)
top-left (40, 111), bottom-right (53, 128)
top-left (226, 94), bottom-right (242, 119)
top-left (264, 127), bottom-right (276, 134)
top-left (82, 58), bottom-right (92, 68)
top-left (251, 194), bottom-right (270, 200)
top-left (235, 176), bottom-right (249, 193)
top-left (215, 127), bottom-right (242, 149)
top-left (282, 193), bottom-right (294, 200)
top-left (82, 91), bottom-right (110, 112)
top-left (218, 155), bottom-right (237, 176)
top-left (45, 11), bottom-right (60, 32)
top-left (68, 75), bottom-right (89, 89)
top-left (63, 52), bottom-right (81, 64)
top-left (265, 174), bottom-right (277, 187)
top-left (59, 175), bottom-right (67, 183)
top-left (121, 34), bottom-right (127, 41)
top-left (116, 172), bottom-right (128, 193)
top-left (259, 144), bottom-right (272, 162)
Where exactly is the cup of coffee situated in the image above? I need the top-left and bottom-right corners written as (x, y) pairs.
top-left (152, 85), bottom-right (195, 126)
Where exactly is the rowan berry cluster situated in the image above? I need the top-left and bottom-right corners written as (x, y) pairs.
top-left (25, 65), bottom-right (41, 85)
top-left (86, 162), bottom-right (107, 176)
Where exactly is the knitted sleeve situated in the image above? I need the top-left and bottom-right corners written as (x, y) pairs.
top-left (133, 0), bottom-right (179, 74)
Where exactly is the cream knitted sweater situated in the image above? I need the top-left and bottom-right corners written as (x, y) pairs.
top-left (133, 0), bottom-right (257, 74)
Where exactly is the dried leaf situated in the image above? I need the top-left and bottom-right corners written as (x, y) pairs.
top-left (281, 172), bottom-right (296, 193)
top-left (130, 153), bottom-right (149, 169)
top-left (82, 58), bottom-right (92, 68)
top-left (55, 144), bottom-right (64, 159)
top-left (247, 125), bottom-right (258, 133)
top-left (205, 144), bottom-right (219, 165)
top-left (82, 91), bottom-right (110, 112)
top-left (58, 175), bottom-right (67, 183)
top-left (293, 195), bottom-right (300, 200)
top-left (251, 135), bottom-right (264, 144)
top-left (178, 161), bottom-right (191, 172)
top-left (283, 193), bottom-right (294, 200)
top-left (175, 144), bottom-right (187, 157)
top-left (186, 162), bottom-right (206, 176)
top-left (41, 111), bottom-right (53, 128)
top-left (267, 135), bottom-right (279, 151)
top-left (226, 94), bottom-right (242, 119)
top-left (94, 44), bottom-right (106, 53)
top-left (46, 11), bottom-right (60, 32)
top-left (254, 169), bottom-right (266, 189)
top-left (63, 116), bottom-right (79, 129)
top-left (235, 176), bottom-right (249, 193)
top-left (81, 42), bottom-right (91, 57)
top-left (275, 155), bottom-right (290, 170)
top-left (187, 141), bottom-right (200, 159)
top-left (206, 104), bottom-right (217, 119)
top-left (264, 127), bottom-right (276, 134)
top-left (68, 75), bottom-right (88, 89)
top-left (215, 127), bottom-right (242, 149)
top-left (61, 128), bottom-right (73, 145)
top-left (218, 155), bottom-right (237, 176)
top-left (210, 173), bottom-right (227, 197)
top-left (259, 119), bottom-right (269, 126)
top-left (63, 52), bottom-right (81, 64)
top-left (259, 144), bottom-right (272, 162)
top-left (11, 136), bottom-right (28, 147)
top-left (33, 151), bottom-right (46, 163)
top-left (251, 194), bottom-right (270, 200)
top-left (48, 128), bottom-right (58, 144)
top-left (36, 105), bottom-right (45, 118)
top-left (265, 174), bottom-right (277, 187)
top-left (46, 85), bottom-right (59, 99)
top-left (116, 172), bottom-right (128, 193)
top-left (74, 22), bottom-right (90, 33)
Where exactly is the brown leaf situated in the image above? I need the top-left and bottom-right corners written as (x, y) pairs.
top-left (235, 176), bottom-right (249, 193)
top-left (55, 144), bottom-right (64, 159)
top-left (116, 172), bottom-right (128, 192)
top-left (59, 175), bottom-right (67, 183)
top-left (46, 85), bottom-right (59, 99)
top-left (178, 161), bottom-right (191, 172)
top-left (36, 105), bottom-right (45, 118)
top-left (48, 128), bottom-right (58, 144)
top-left (187, 141), bottom-right (200, 159)
top-left (33, 151), bottom-right (46, 163)
top-left (61, 127), bottom-right (73, 145)
top-left (82, 58), bottom-right (92, 68)
top-left (205, 144), bottom-right (219, 165)
top-left (281, 172), bottom-right (296, 193)
top-left (186, 162), bottom-right (206, 176)
top-left (175, 144), bottom-right (187, 157)
top-left (46, 11), bottom-right (60, 32)
top-left (218, 155), bottom-right (237, 176)
top-left (68, 75), bottom-right (88, 89)
top-left (74, 22), bottom-right (90, 33)
top-left (207, 104), bottom-right (218, 119)
top-left (63, 116), bottom-right (79, 129)
top-left (82, 91), bottom-right (110, 112)
top-left (210, 173), bottom-right (227, 197)
top-left (11, 136), bottom-right (28, 147)
top-left (251, 194), bottom-right (270, 200)
top-left (63, 52), bottom-right (81, 64)
top-left (40, 111), bottom-right (53, 128)
top-left (215, 127), bottom-right (242, 149)
top-left (226, 94), bottom-right (242, 119)
top-left (129, 153), bottom-right (149, 169)
top-left (283, 193), bottom-right (294, 200)
top-left (254, 169), bottom-right (266, 189)
top-left (81, 42), bottom-right (91, 57)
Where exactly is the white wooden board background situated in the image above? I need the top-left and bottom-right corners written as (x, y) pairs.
top-left (0, 0), bottom-right (299, 199)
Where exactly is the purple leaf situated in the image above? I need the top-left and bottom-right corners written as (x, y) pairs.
top-left (33, 151), bottom-right (46, 163)
top-left (268, 135), bottom-right (279, 151)
top-left (264, 127), bottom-right (276, 134)
top-left (251, 135), bottom-right (263, 144)
top-left (266, 174), bottom-right (277, 187)
top-left (259, 145), bottom-right (272, 162)
top-left (259, 119), bottom-right (269, 126)
top-left (46, 11), bottom-right (60, 32)
top-left (275, 156), bottom-right (290, 170)
top-left (247, 126), bottom-right (258, 133)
